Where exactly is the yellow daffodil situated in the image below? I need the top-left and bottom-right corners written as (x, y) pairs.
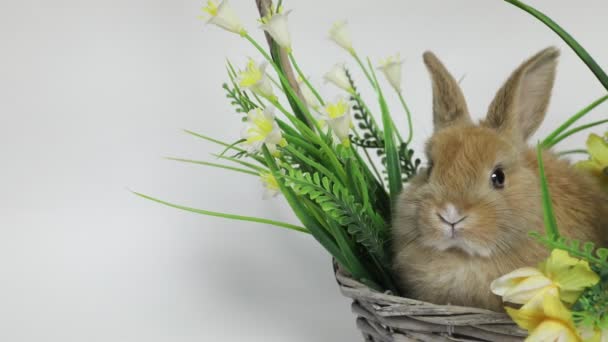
top-left (201, 0), bottom-right (245, 35)
top-left (260, 7), bottom-right (292, 52)
top-left (238, 59), bottom-right (276, 101)
top-left (328, 20), bottom-right (354, 54)
top-left (323, 97), bottom-right (352, 146)
top-left (241, 107), bottom-right (287, 156)
top-left (323, 63), bottom-right (353, 93)
top-left (538, 249), bottom-right (600, 304)
top-left (575, 132), bottom-right (608, 189)
top-left (491, 249), bottom-right (599, 305)
top-left (378, 54), bottom-right (404, 92)
top-left (260, 172), bottom-right (281, 199)
top-left (506, 291), bottom-right (581, 342)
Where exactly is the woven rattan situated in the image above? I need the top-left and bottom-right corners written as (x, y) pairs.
top-left (334, 263), bottom-right (527, 341)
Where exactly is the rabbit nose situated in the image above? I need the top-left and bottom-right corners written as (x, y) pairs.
top-left (437, 203), bottom-right (467, 226)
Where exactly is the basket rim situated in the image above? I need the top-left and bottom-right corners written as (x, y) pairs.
top-left (333, 260), bottom-right (527, 340)
top-left (333, 260), bottom-right (524, 323)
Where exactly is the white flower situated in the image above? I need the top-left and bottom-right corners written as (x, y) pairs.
top-left (260, 172), bottom-right (281, 199)
top-left (490, 267), bottom-right (554, 304)
top-left (322, 97), bottom-right (352, 146)
top-left (329, 20), bottom-right (354, 54)
top-left (201, 0), bottom-right (245, 35)
top-left (241, 107), bottom-right (287, 156)
top-left (260, 8), bottom-right (293, 52)
top-left (238, 59), bottom-right (275, 101)
top-left (378, 54), bottom-right (404, 92)
top-left (297, 77), bottom-right (321, 111)
top-left (323, 63), bottom-right (353, 93)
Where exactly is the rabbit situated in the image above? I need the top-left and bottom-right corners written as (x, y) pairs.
top-left (391, 46), bottom-right (608, 312)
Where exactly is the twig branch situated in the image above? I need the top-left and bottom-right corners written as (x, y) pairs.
top-left (255, 0), bottom-right (306, 116)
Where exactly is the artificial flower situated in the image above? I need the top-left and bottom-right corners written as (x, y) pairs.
top-left (505, 290), bottom-right (580, 341)
top-left (260, 172), bottom-right (281, 199)
top-left (238, 59), bottom-right (276, 101)
top-left (260, 7), bottom-right (293, 52)
top-left (328, 20), bottom-right (354, 54)
top-left (201, 0), bottom-right (245, 35)
top-left (378, 54), bottom-right (404, 92)
top-left (323, 63), bottom-right (353, 93)
top-left (323, 97), bottom-right (352, 146)
top-left (575, 132), bottom-right (608, 189)
top-left (241, 107), bottom-right (287, 156)
top-left (491, 249), bottom-right (599, 305)
top-left (538, 249), bottom-right (600, 304)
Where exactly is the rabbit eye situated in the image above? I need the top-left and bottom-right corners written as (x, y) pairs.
top-left (491, 167), bottom-right (505, 189)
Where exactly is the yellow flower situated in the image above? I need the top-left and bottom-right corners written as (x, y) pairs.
top-left (238, 59), bottom-right (276, 101)
top-left (506, 291), bottom-right (581, 341)
top-left (328, 20), bottom-right (354, 54)
top-left (322, 97), bottom-right (352, 146)
top-left (575, 133), bottom-right (608, 189)
top-left (491, 249), bottom-right (599, 305)
top-left (260, 7), bottom-right (292, 52)
top-left (201, 0), bottom-right (246, 35)
top-left (260, 172), bottom-right (281, 199)
top-left (241, 107), bottom-right (287, 156)
top-left (378, 54), bottom-right (404, 92)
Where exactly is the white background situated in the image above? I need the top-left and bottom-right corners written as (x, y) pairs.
top-left (1, 0), bottom-right (607, 341)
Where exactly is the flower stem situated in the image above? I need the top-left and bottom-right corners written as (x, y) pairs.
top-left (288, 53), bottom-right (325, 106)
top-left (353, 130), bottom-right (384, 188)
top-left (542, 94), bottom-right (608, 147)
top-left (265, 73), bottom-right (284, 93)
top-left (271, 99), bottom-right (348, 182)
top-left (351, 51), bottom-right (376, 90)
top-left (367, 58), bottom-right (404, 144)
top-left (397, 92), bottom-right (414, 146)
top-left (244, 33), bottom-right (322, 133)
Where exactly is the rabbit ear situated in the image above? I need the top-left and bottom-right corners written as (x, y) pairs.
top-left (484, 47), bottom-right (559, 142)
top-left (423, 52), bottom-right (472, 131)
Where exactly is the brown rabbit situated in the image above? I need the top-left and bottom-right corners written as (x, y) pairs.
top-left (391, 47), bottom-right (608, 312)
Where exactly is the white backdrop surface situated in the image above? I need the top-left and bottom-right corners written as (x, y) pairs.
top-left (1, 0), bottom-right (607, 341)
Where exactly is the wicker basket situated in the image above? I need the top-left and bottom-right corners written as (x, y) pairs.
top-left (334, 262), bottom-right (527, 341)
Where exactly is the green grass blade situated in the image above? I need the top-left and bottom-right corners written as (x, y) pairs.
top-left (183, 130), bottom-right (266, 164)
top-left (557, 149), bottom-right (588, 157)
top-left (165, 157), bottom-right (259, 176)
top-left (212, 154), bottom-right (268, 172)
top-left (260, 145), bottom-right (347, 266)
top-left (536, 144), bottom-right (560, 240)
top-left (288, 53), bottom-right (325, 106)
top-left (504, 0), bottom-right (608, 91)
top-left (183, 130), bottom-right (245, 152)
top-left (542, 94), bottom-right (608, 147)
top-left (547, 119), bottom-right (608, 148)
top-left (218, 139), bottom-right (246, 158)
top-left (368, 59), bottom-right (402, 200)
top-left (132, 191), bottom-right (308, 234)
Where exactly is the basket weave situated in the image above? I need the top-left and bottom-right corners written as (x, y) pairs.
top-left (334, 262), bottom-right (527, 341)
